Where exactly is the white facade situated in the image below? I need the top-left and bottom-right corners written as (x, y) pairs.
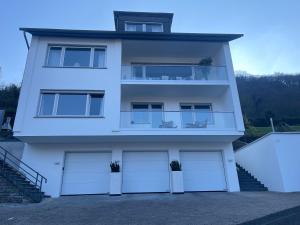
top-left (22, 142), bottom-right (239, 197)
top-left (14, 12), bottom-right (244, 197)
top-left (235, 133), bottom-right (300, 192)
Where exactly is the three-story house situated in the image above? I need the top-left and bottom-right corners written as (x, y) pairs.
top-left (14, 11), bottom-right (244, 197)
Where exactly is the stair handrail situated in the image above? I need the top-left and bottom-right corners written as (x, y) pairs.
top-left (0, 145), bottom-right (47, 191)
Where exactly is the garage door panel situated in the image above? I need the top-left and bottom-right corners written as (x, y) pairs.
top-left (122, 152), bottom-right (170, 193)
top-left (61, 152), bottom-right (111, 195)
top-left (181, 151), bottom-right (226, 192)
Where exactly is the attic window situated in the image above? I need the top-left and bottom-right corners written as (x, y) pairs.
top-left (125, 22), bottom-right (163, 32)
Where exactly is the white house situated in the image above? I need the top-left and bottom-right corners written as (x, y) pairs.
top-left (14, 11), bottom-right (245, 197)
top-left (235, 132), bottom-right (300, 192)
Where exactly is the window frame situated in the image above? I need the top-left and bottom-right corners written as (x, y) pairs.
top-left (37, 90), bottom-right (104, 118)
top-left (131, 102), bottom-right (164, 124)
top-left (125, 21), bottom-right (164, 32)
top-left (45, 45), bottom-right (107, 69)
top-left (180, 103), bottom-right (214, 126)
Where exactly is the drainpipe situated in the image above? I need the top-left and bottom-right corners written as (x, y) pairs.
top-left (23, 31), bottom-right (30, 50)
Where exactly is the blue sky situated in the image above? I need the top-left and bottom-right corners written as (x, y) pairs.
top-left (1, 0), bottom-right (300, 84)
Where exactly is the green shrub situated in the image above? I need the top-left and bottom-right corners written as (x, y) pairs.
top-left (110, 161), bottom-right (120, 172)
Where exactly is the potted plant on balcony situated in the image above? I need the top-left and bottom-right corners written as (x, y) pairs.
top-left (197, 57), bottom-right (213, 80)
top-left (110, 161), bottom-right (121, 195)
top-left (170, 160), bottom-right (184, 193)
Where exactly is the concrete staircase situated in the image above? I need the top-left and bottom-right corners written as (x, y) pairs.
top-left (0, 159), bottom-right (46, 203)
top-left (0, 144), bottom-right (48, 203)
top-left (236, 164), bottom-right (268, 191)
top-left (0, 175), bottom-right (27, 203)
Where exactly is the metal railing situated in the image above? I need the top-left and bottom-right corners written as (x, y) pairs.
top-left (0, 145), bottom-right (47, 191)
top-left (120, 111), bottom-right (236, 130)
top-left (121, 64), bottom-right (228, 81)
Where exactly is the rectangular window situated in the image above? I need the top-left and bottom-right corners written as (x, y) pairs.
top-left (93, 49), bottom-right (106, 68)
top-left (131, 103), bottom-right (163, 128)
top-left (63, 48), bottom-right (91, 67)
top-left (45, 46), bottom-right (106, 68)
top-left (126, 23), bottom-right (143, 32)
top-left (39, 93), bottom-right (55, 115)
top-left (132, 104), bottom-right (149, 124)
top-left (125, 22), bottom-right (163, 32)
top-left (146, 23), bottom-right (163, 32)
top-left (57, 94), bottom-right (87, 116)
top-left (180, 104), bottom-right (213, 127)
top-left (89, 94), bottom-right (103, 116)
top-left (47, 47), bottom-right (62, 67)
top-left (38, 92), bottom-right (104, 117)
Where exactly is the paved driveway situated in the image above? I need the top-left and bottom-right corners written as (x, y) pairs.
top-left (0, 192), bottom-right (300, 225)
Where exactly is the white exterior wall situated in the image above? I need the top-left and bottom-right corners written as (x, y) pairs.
top-left (14, 36), bottom-right (122, 137)
top-left (222, 43), bottom-right (244, 132)
top-left (235, 133), bottom-right (300, 192)
top-left (14, 37), bottom-right (244, 138)
top-left (121, 95), bottom-right (232, 112)
top-left (22, 141), bottom-right (240, 197)
top-left (274, 134), bottom-right (300, 192)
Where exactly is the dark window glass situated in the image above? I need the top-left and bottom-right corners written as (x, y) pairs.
top-left (93, 49), bottom-right (105, 68)
top-left (132, 65), bottom-right (143, 79)
top-left (132, 104), bottom-right (149, 123)
top-left (47, 47), bottom-right (62, 66)
top-left (89, 94), bottom-right (103, 116)
top-left (195, 104), bottom-right (212, 123)
top-left (132, 104), bottom-right (148, 110)
top-left (40, 94), bottom-right (55, 115)
top-left (181, 105), bottom-right (192, 110)
top-left (57, 94), bottom-right (87, 115)
top-left (63, 48), bottom-right (91, 67)
top-left (126, 23), bottom-right (143, 32)
top-left (151, 104), bottom-right (162, 110)
top-left (146, 66), bottom-right (192, 80)
top-left (146, 24), bottom-right (163, 32)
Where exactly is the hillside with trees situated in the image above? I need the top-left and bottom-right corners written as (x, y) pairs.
top-left (0, 84), bottom-right (20, 122)
top-left (236, 73), bottom-right (300, 127)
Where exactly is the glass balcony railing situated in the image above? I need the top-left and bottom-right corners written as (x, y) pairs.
top-left (120, 111), bottom-right (236, 130)
top-left (121, 65), bottom-right (227, 81)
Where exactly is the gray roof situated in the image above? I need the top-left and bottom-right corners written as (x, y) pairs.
top-left (20, 27), bottom-right (243, 42)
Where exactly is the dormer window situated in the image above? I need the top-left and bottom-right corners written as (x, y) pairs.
top-left (125, 22), bottom-right (163, 32)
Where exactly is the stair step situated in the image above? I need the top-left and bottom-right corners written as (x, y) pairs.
top-left (0, 196), bottom-right (24, 203)
top-left (241, 188), bottom-right (268, 191)
top-left (236, 163), bottom-right (268, 192)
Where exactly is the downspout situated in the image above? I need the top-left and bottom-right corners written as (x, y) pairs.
top-left (23, 31), bottom-right (30, 50)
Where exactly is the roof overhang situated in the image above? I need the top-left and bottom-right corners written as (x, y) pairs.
top-left (20, 28), bottom-right (243, 42)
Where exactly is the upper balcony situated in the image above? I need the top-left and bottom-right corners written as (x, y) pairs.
top-left (121, 64), bottom-right (227, 83)
top-left (121, 40), bottom-right (230, 88)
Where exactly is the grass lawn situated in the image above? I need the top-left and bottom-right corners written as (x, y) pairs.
top-left (246, 125), bottom-right (300, 138)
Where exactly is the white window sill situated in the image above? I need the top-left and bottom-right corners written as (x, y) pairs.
top-left (43, 66), bottom-right (107, 69)
top-left (34, 116), bottom-right (105, 119)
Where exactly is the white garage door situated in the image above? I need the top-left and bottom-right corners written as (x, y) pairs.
top-left (61, 152), bottom-right (111, 195)
top-left (181, 151), bottom-right (226, 191)
top-left (122, 151), bottom-right (170, 193)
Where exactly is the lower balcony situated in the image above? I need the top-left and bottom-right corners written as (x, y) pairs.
top-left (120, 111), bottom-right (236, 131)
